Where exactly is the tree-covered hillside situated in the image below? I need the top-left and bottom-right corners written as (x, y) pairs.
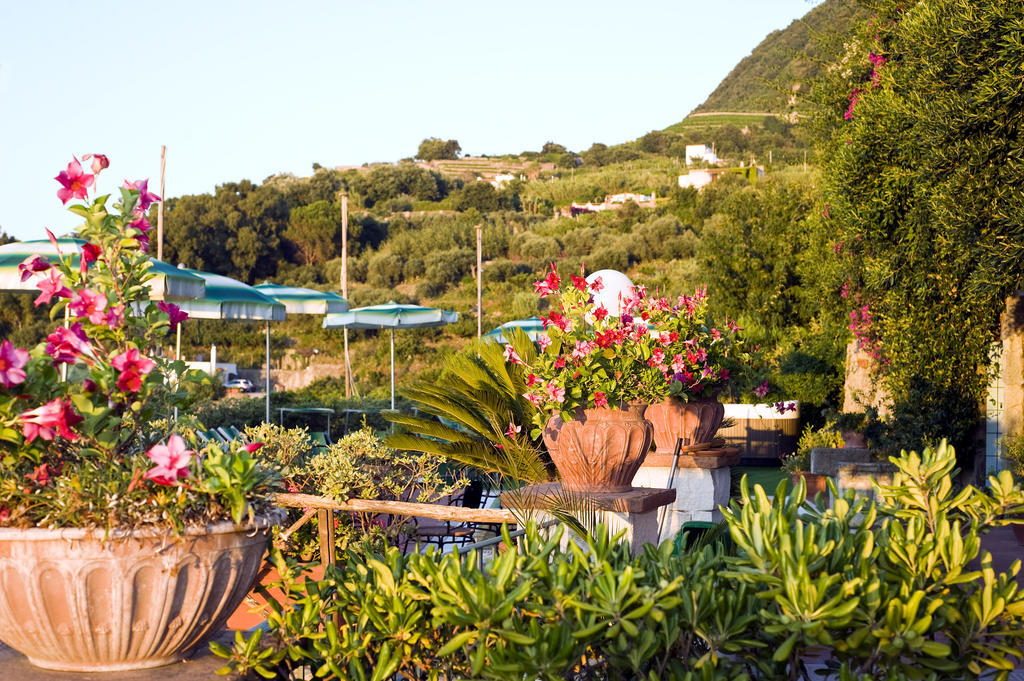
top-left (693, 0), bottom-right (869, 114)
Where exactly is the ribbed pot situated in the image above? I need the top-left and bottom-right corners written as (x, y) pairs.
top-left (542, 403), bottom-right (653, 493)
top-left (645, 398), bottom-right (724, 453)
top-left (0, 511), bottom-right (282, 672)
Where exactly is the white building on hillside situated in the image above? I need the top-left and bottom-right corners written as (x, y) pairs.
top-left (685, 144), bottom-right (720, 167)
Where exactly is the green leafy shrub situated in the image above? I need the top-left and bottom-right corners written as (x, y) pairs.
top-left (781, 423), bottom-right (843, 474)
top-left (367, 252), bottom-right (404, 288)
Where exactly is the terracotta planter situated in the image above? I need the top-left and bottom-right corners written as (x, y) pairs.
top-left (842, 431), bottom-right (868, 448)
top-left (542, 403), bottom-right (653, 493)
top-left (646, 398), bottom-right (725, 453)
top-left (792, 472), bottom-right (829, 497)
top-left (0, 511), bottom-right (282, 672)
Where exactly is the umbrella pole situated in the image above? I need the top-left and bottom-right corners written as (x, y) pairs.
top-left (390, 328), bottom-right (395, 411)
top-left (265, 321), bottom-right (271, 424)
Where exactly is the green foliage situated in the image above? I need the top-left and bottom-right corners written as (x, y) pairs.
top-left (283, 199), bottom-right (340, 265)
top-left (781, 423), bottom-right (844, 474)
top-left (416, 137), bottom-right (461, 161)
top-left (817, 0), bottom-right (1024, 459)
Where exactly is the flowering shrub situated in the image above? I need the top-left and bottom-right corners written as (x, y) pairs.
top-left (0, 155), bottom-right (277, 530)
top-left (512, 265), bottom-right (752, 432)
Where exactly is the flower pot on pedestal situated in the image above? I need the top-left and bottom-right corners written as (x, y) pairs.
top-left (0, 512), bottom-right (281, 672)
top-left (542, 403), bottom-right (653, 493)
top-left (792, 471), bottom-right (829, 497)
top-left (645, 398), bottom-right (724, 453)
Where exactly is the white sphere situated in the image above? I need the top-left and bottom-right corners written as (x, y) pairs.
top-left (585, 269), bottom-right (635, 316)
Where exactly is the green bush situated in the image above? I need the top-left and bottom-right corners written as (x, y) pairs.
top-left (367, 252), bottom-right (405, 288)
top-left (424, 247), bottom-right (474, 287)
top-left (215, 442), bottom-right (1024, 680)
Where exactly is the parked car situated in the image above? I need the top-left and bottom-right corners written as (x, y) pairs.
top-left (223, 378), bottom-right (254, 392)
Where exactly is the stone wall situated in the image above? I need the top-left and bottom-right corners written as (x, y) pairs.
top-left (1001, 292), bottom-right (1024, 440)
top-left (237, 363), bottom-right (347, 393)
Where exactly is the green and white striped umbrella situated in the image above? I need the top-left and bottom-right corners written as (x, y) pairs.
top-left (173, 268), bottom-right (287, 423)
top-left (253, 283), bottom-right (349, 315)
top-left (484, 316), bottom-right (545, 344)
top-left (323, 303), bottom-right (459, 408)
top-left (0, 238), bottom-right (205, 300)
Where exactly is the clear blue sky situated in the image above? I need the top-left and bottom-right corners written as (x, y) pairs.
top-left (0, 0), bottom-right (819, 242)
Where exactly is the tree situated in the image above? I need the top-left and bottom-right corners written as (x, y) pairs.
top-left (415, 138), bottom-right (461, 161)
top-left (283, 200), bottom-right (339, 265)
top-left (818, 0), bottom-right (1024, 459)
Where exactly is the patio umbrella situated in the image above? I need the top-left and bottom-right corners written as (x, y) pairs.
top-left (172, 268), bottom-right (287, 423)
top-left (484, 316), bottom-right (545, 344)
top-left (0, 238), bottom-right (205, 300)
top-left (322, 303), bottom-right (459, 409)
top-left (253, 283), bottom-right (349, 315)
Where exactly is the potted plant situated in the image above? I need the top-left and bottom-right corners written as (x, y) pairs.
top-left (833, 411), bottom-right (868, 448)
top-left (637, 286), bottom-right (752, 453)
top-left (781, 424), bottom-right (844, 497)
top-left (0, 156), bottom-right (281, 671)
top-left (509, 265), bottom-right (663, 492)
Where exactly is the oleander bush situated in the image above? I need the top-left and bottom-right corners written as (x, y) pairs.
top-left (216, 442), bottom-right (1024, 680)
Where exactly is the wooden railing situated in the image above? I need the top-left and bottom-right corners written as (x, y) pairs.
top-left (272, 492), bottom-right (517, 568)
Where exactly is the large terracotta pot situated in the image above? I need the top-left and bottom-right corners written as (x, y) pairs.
top-left (542, 403), bottom-right (653, 493)
top-left (792, 472), bottom-right (829, 497)
top-left (0, 511), bottom-right (282, 672)
top-left (645, 398), bottom-right (725, 453)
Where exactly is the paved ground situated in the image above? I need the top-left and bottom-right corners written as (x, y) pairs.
top-left (2, 528), bottom-right (1021, 679)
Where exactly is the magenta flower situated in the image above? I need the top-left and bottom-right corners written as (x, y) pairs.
top-left (157, 301), bottom-right (188, 331)
top-left (20, 397), bottom-right (81, 442)
top-left (0, 340), bottom-right (29, 388)
top-left (526, 373), bottom-right (539, 386)
top-left (754, 380), bottom-right (770, 399)
top-left (243, 442), bottom-right (264, 453)
top-left (533, 264), bottom-right (561, 297)
top-left (110, 347), bottom-right (156, 392)
top-left (593, 391), bottom-right (608, 408)
top-left (69, 288), bottom-right (108, 325)
top-left (55, 157), bottom-right (95, 204)
top-left (525, 392), bottom-right (544, 407)
top-left (844, 89), bottom-right (862, 120)
top-left (588, 276), bottom-right (604, 293)
top-left (18, 254), bottom-right (51, 282)
top-left (537, 334), bottom-right (552, 351)
top-left (104, 304), bottom-right (125, 330)
top-left (45, 323), bottom-right (92, 365)
top-left (123, 179), bottom-right (161, 212)
top-left (131, 216), bottom-right (151, 233)
top-left (34, 268), bottom-right (72, 307)
top-left (144, 434), bottom-right (193, 485)
top-left (505, 422), bottom-right (521, 438)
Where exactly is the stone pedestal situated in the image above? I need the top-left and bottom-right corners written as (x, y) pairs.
top-left (631, 449), bottom-right (737, 540)
top-left (836, 462), bottom-right (896, 504)
top-left (500, 484), bottom-right (676, 555)
top-left (809, 447), bottom-right (872, 477)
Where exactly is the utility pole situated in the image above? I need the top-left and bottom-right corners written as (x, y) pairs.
top-left (157, 145), bottom-right (166, 261)
top-left (476, 223), bottom-right (483, 339)
top-left (341, 192), bottom-right (352, 398)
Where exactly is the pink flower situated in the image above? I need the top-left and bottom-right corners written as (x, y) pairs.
top-left (546, 383), bottom-right (565, 403)
top-left (553, 357), bottom-right (566, 369)
top-left (671, 353), bottom-right (687, 374)
top-left (69, 288), bottom-right (108, 325)
top-left (45, 323), bottom-right (92, 365)
top-left (774, 402), bottom-right (796, 415)
top-left (18, 254), bottom-right (51, 282)
top-left (593, 391), bottom-right (608, 408)
top-left (110, 347), bottom-right (156, 392)
top-left (25, 463), bottom-right (56, 486)
top-left (123, 179), bottom-right (161, 212)
top-left (754, 380), bottom-right (770, 399)
top-left (588, 276), bottom-right (604, 293)
top-left (525, 392), bottom-right (544, 407)
top-left (34, 268), bottom-right (72, 307)
top-left (104, 304), bottom-right (125, 329)
top-left (144, 434), bottom-right (193, 485)
top-left (526, 373), bottom-right (539, 386)
top-left (505, 422), bottom-right (521, 438)
top-left (243, 442), bottom-right (263, 453)
top-left (537, 334), bottom-right (552, 351)
top-left (157, 301), bottom-right (188, 331)
top-left (20, 397), bottom-right (81, 442)
top-left (55, 157), bottom-right (95, 204)
top-left (844, 89), bottom-right (862, 120)
top-left (83, 153), bottom-right (109, 175)
top-left (503, 344), bottom-right (524, 365)
top-left (570, 340), bottom-right (595, 361)
top-left (0, 340), bottom-right (29, 388)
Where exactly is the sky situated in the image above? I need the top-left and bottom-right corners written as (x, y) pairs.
top-left (0, 0), bottom-right (819, 242)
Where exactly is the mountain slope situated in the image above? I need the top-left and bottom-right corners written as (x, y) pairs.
top-left (693, 0), bottom-right (869, 115)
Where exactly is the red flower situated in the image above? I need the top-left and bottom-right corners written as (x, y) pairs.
top-left (593, 304), bottom-right (609, 321)
top-left (25, 463), bottom-right (56, 486)
top-left (55, 157), bottom-right (95, 204)
top-left (20, 397), bottom-right (81, 442)
top-left (532, 264), bottom-right (561, 297)
top-left (80, 243), bottom-right (101, 277)
top-left (110, 347), bottom-right (156, 392)
top-left (570, 274), bottom-right (588, 292)
top-left (593, 391), bottom-right (608, 408)
top-left (588, 276), bottom-right (604, 293)
top-left (45, 323), bottom-right (92, 365)
top-left (243, 442), bottom-right (264, 453)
